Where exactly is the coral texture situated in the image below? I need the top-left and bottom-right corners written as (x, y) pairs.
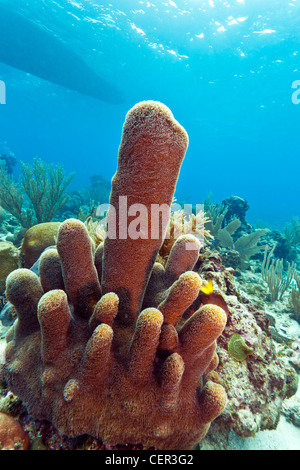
top-left (195, 247), bottom-right (298, 440)
top-left (0, 412), bottom-right (29, 450)
top-left (0, 241), bottom-right (21, 295)
top-left (21, 222), bottom-right (61, 268)
top-left (1, 101), bottom-right (227, 450)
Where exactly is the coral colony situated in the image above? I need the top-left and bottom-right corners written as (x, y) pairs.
top-left (1, 101), bottom-right (228, 450)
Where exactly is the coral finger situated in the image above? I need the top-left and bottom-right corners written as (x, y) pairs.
top-left (80, 323), bottom-right (113, 385)
top-left (102, 101), bottom-right (188, 325)
top-left (158, 271), bottom-right (202, 326)
top-left (38, 290), bottom-right (71, 364)
top-left (187, 343), bottom-right (217, 380)
top-left (129, 308), bottom-right (163, 384)
top-left (57, 219), bottom-right (102, 318)
top-left (164, 235), bottom-right (201, 286)
top-left (179, 304), bottom-right (227, 363)
top-left (89, 292), bottom-right (119, 331)
top-left (197, 381), bottom-right (227, 424)
top-left (159, 323), bottom-right (178, 352)
top-left (39, 248), bottom-right (64, 292)
top-left (204, 351), bottom-right (219, 375)
top-left (160, 353), bottom-right (184, 411)
top-left (5, 268), bottom-right (43, 338)
top-left (142, 262), bottom-right (166, 309)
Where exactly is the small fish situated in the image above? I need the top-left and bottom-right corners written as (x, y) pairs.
top-left (200, 279), bottom-right (213, 295)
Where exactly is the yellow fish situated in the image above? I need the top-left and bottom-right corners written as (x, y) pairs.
top-left (200, 279), bottom-right (213, 295)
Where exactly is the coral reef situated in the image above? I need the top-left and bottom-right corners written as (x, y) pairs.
top-left (0, 241), bottom-right (21, 295)
top-left (0, 158), bottom-right (74, 229)
top-left (205, 199), bottom-right (268, 269)
top-left (214, 219), bottom-right (242, 249)
top-left (232, 229), bottom-right (268, 268)
top-left (205, 203), bottom-right (236, 244)
top-left (21, 222), bottom-right (61, 268)
top-left (282, 393), bottom-right (300, 427)
top-left (0, 101), bottom-right (228, 450)
top-left (1, 102), bottom-right (298, 451)
top-left (194, 247), bottom-right (298, 441)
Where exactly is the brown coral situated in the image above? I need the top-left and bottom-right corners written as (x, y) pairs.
top-left (0, 412), bottom-right (29, 450)
top-left (1, 101), bottom-right (227, 450)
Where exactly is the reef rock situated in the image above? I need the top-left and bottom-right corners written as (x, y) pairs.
top-left (282, 394), bottom-right (300, 427)
top-left (196, 248), bottom-right (298, 440)
top-left (1, 101), bottom-right (297, 450)
top-left (0, 412), bottom-right (29, 450)
top-left (0, 241), bottom-right (20, 295)
top-left (21, 222), bottom-right (61, 268)
top-left (222, 195), bottom-right (250, 229)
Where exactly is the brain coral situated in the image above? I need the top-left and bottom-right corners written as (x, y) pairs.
top-left (0, 101), bottom-right (227, 450)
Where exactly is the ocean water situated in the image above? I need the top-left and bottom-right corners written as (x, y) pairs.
top-left (0, 0), bottom-right (299, 231)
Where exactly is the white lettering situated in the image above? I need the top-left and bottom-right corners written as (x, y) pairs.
top-left (128, 203), bottom-right (148, 239)
top-left (0, 80), bottom-right (6, 104)
top-left (105, 455), bottom-right (140, 467)
top-left (292, 80), bottom-right (300, 104)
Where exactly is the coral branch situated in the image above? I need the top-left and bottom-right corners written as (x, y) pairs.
top-left (39, 248), bottom-right (64, 292)
top-left (38, 290), bottom-right (71, 364)
top-left (129, 308), bottom-right (164, 384)
top-left (164, 235), bottom-right (201, 285)
top-left (158, 271), bottom-right (202, 326)
top-left (5, 269), bottom-right (43, 338)
top-left (57, 218), bottom-right (102, 317)
top-left (102, 101), bottom-right (189, 325)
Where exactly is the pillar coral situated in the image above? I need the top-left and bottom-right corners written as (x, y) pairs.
top-left (1, 101), bottom-right (227, 450)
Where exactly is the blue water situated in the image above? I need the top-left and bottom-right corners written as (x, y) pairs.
top-left (0, 0), bottom-right (299, 231)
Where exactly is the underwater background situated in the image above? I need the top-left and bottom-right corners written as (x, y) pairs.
top-left (1, 0), bottom-right (300, 452)
top-left (0, 0), bottom-right (300, 230)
